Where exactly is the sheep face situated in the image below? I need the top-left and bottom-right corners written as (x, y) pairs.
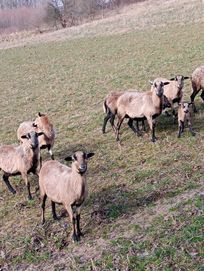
top-left (170, 75), bottom-right (189, 90)
top-left (34, 113), bottom-right (50, 131)
top-left (150, 80), bottom-right (169, 97)
top-left (21, 131), bottom-right (43, 149)
top-left (179, 102), bottom-right (192, 114)
top-left (65, 151), bottom-right (95, 174)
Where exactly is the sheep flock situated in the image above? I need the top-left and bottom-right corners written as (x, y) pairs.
top-left (1, 65), bottom-right (204, 243)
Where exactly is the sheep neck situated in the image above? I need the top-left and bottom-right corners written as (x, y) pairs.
top-left (152, 92), bottom-right (162, 113)
top-left (22, 144), bottom-right (40, 173)
top-left (70, 165), bottom-right (87, 203)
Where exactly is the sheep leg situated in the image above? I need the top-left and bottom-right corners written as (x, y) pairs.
top-left (102, 111), bottom-right (112, 134)
top-left (22, 173), bottom-right (32, 200)
top-left (172, 108), bottom-right (176, 124)
top-left (188, 120), bottom-right (196, 136)
top-left (178, 121), bottom-right (184, 138)
top-left (128, 119), bottom-right (141, 136)
top-left (115, 116), bottom-right (124, 142)
top-left (41, 194), bottom-right (47, 224)
top-left (48, 145), bottom-right (54, 160)
top-left (201, 89), bottom-right (204, 102)
top-left (51, 201), bottom-right (59, 220)
top-left (3, 174), bottom-right (16, 194)
top-left (67, 204), bottom-right (80, 242)
top-left (142, 119), bottom-right (146, 132)
top-left (109, 114), bottom-right (116, 133)
top-left (76, 212), bottom-right (83, 237)
top-left (147, 117), bottom-right (157, 142)
top-left (190, 84), bottom-right (200, 113)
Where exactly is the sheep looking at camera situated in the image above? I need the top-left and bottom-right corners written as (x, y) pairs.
top-left (39, 151), bottom-right (94, 242)
top-left (17, 112), bottom-right (55, 159)
top-left (0, 131), bottom-right (43, 200)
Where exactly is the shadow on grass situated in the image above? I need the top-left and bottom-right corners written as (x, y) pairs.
top-left (86, 184), bottom-right (165, 225)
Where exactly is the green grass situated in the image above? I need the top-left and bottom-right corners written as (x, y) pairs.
top-left (0, 1), bottom-right (204, 270)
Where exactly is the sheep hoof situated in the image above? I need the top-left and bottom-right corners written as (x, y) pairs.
top-left (28, 195), bottom-right (33, 200)
top-left (78, 231), bottom-right (84, 237)
top-left (53, 215), bottom-right (60, 221)
top-left (11, 189), bottom-right (16, 194)
top-left (72, 233), bottom-right (80, 242)
top-left (151, 137), bottom-right (157, 142)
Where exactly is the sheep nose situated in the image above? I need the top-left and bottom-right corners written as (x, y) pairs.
top-left (79, 164), bottom-right (87, 173)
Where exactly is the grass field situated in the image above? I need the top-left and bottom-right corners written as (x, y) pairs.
top-left (0, 0), bottom-right (204, 270)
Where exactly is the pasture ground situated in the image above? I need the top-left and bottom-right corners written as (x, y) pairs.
top-left (0, 0), bottom-right (204, 270)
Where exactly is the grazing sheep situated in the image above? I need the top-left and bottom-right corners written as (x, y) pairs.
top-left (115, 79), bottom-right (170, 143)
top-left (0, 131), bottom-right (43, 200)
top-left (190, 65), bottom-right (204, 112)
top-left (102, 91), bottom-right (146, 135)
top-left (157, 75), bottom-right (189, 122)
top-left (39, 151), bottom-right (95, 242)
top-left (17, 112), bottom-right (55, 159)
top-left (177, 102), bottom-right (195, 138)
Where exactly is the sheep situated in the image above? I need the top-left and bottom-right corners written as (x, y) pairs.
top-left (0, 131), bottom-right (43, 200)
top-left (115, 79), bottom-right (170, 143)
top-left (190, 65), bottom-right (204, 112)
top-left (177, 102), bottom-right (195, 138)
top-left (17, 112), bottom-right (55, 159)
top-left (102, 91), bottom-right (146, 136)
top-left (39, 151), bottom-right (95, 242)
top-left (157, 75), bottom-right (189, 122)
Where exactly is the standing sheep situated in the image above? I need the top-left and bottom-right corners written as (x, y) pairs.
top-left (39, 151), bottom-right (95, 242)
top-left (0, 131), bottom-right (43, 200)
top-left (17, 112), bottom-right (55, 159)
top-left (115, 79), bottom-right (170, 143)
top-left (102, 91), bottom-right (146, 135)
top-left (190, 65), bottom-right (204, 112)
top-left (177, 102), bottom-right (195, 138)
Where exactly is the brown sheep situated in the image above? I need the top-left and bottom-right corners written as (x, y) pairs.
top-left (115, 79), bottom-right (170, 143)
top-left (102, 91), bottom-right (146, 135)
top-left (0, 131), bottom-right (43, 200)
top-left (17, 112), bottom-right (55, 159)
top-left (156, 75), bottom-right (189, 122)
top-left (190, 65), bottom-right (204, 112)
top-left (39, 151), bottom-right (94, 242)
top-left (177, 102), bottom-right (195, 138)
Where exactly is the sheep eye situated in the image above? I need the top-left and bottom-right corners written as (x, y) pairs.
top-left (73, 154), bottom-right (77, 161)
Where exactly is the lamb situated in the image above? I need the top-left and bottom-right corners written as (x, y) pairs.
top-left (177, 102), bottom-right (195, 138)
top-left (17, 112), bottom-right (55, 159)
top-left (0, 131), bottom-right (43, 200)
top-left (102, 91), bottom-right (146, 135)
top-left (157, 75), bottom-right (189, 122)
top-left (115, 79), bottom-right (170, 143)
top-left (39, 151), bottom-right (95, 242)
top-left (190, 65), bottom-right (204, 112)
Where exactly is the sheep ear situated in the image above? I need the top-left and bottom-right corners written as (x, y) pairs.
top-left (184, 76), bottom-right (189, 80)
top-left (38, 112), bottom-right (42, 117)
top-left (37, 132), bottom-right (44, 137)
top-left (32, 123), bottom-right (37, 128)
top-left (169, 77), bottom-right (175, 81)
top-left (164, 82), bottom-right (170, 85)
top-left (65, 156), bottom-right (72, 161)
top-left (188, 102), bottom-right (193, 106)
top-left (86, 152), bottom-right (95, 159)
top-left (21, 135), bottom-right (28, 139)
top-left (149, 80), bottom-right (154, 85)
